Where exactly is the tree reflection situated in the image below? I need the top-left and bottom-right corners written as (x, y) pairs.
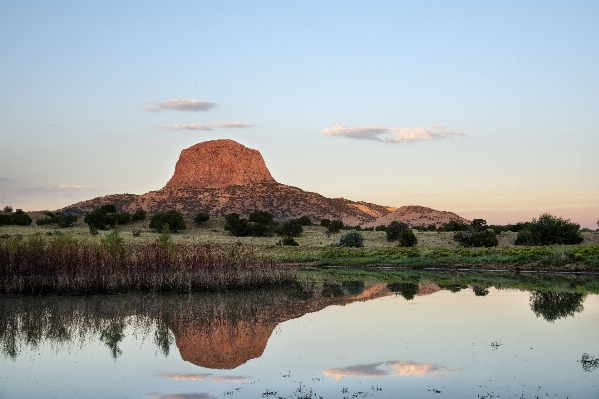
top-left (387, 283), bottom-right (419, 301)
top-left (342, 281), bottom-right (365, 296)
top-left (321, 282), bottom-right (344, 298)
top-left (100, 319), bottom-right (126, 359)
top-left (472, 286), bottom-right (490, 297)
top-left (529, 291), bottom-right (586, 322)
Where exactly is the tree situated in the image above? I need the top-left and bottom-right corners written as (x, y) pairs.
top-left (296, 216), bottom-right (312, 226)
top-left (398, 228), bottom-right (418, 247)
top-left (10, 209), bottom-right (32, 226)
top-left (328, 220), bottom-right (343, 233)
top-left (193, 212), bottom-right (210, 225)
top-left (320, 219), bottom-right (331, 228)
top-left (3, 206), bottom-right (13, 213)
top-left (280, 220), bottom-right (303, 237)
top-left (455, 229), bottom-right (498, 247)
top-left (131, 209), bottom-right (147, 221)
top-left (515, 214), bottom-right (583, 246)
top-left (529, 291), bottom-right (585, 322)
top-left (471, 219), bottom-right (487, 231)
top-left (386, 221), bottom-right (408, 240)
top-left (439, 220), bottom-right (467, 232)
top-left (149, 210), bottom-right (186, 232)
top-left (248, 210), bottom-right (274, 225)
top-left (224, 213), bottom-right (251, 237)
top-left (100, 204), bottom-right (117, 213)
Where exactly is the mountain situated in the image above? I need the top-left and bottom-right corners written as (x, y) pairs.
top-left (62, 139), bottom-right (396, 224)
top-left (367, 205), bottom-right (470, 228)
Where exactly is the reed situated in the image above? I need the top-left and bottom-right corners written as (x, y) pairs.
top-left (0, 234), bottom-right (292, 295)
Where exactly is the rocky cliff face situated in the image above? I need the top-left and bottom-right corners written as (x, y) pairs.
top-left (164, 139), bottom-right (276, 189)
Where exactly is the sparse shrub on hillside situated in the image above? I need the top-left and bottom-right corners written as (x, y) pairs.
top-left (193, 212), bottom-right (210, 225)
top-left (149, 210), bottom-right (186, 233)
top-left (386, 221), bottom-right (408, 240)
top-left (336, 229), bottom-right (364, 247)
top-left (320, 219), bottom-right (331, 228)
top-left (280, 220), bottom-right (303, 237)
top-left (3, 206), bottom-right (13, 213)
top-left (514, 214), bottom-right (583, 246)
top-left (398, 228), bottom-right (418, 247)
top-left (328, 220), bottom-right (343, 233)
top-left (131, 209), bottom-right (147, 221)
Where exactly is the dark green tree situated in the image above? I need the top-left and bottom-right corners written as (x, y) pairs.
top-left (280, 220), bottom-right (303, 237)
top-left (149, 210), bottom-right (186, 232)
top-left (296, 216), bottom-right (313, 226)
top-left (131, 209), bottom-right (147, 221)
top-left (320, 218), bottom-right (331, 228)
top-left (328, 220), bottom-right (343, 233)
top-left (386, 221), bottom-right (408, 240)
top-left (398, 228), bottom-right (418, 247)
top-left (193, 212), bottom-right (210, 225)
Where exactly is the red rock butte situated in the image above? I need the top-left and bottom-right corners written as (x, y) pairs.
top-left (164, 139), bottom-right (277, 189)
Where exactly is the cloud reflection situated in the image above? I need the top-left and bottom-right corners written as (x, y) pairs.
top-left (159, 374), bottom-right (250, 383)
top-left (323, 361), bottom-right (457, 381)
top-left (146, 393), bottom-right (214, 399)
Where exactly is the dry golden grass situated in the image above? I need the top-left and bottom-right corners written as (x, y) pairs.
top-left (2, 213), bottom-right (598, 249)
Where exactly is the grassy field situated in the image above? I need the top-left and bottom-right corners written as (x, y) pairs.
top-left (2, 213), bottom-right (599, 272)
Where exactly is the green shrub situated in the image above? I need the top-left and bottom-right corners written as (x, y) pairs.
top-left (398, 228), bottom-right (418, 247)
top-left (386, 221), bottom-right (408, 240)
top-left (10, 210), bottom-right (32, 226)
top-left (0, 214), bottom-right (11, 225)
top-left (296, 216), bottom-right (312, 226)
top-left (84, 210), bottom-right (108, 229)
top-left (277, 236), bottom-right (299, 246)
top-left (515, 214), bottom-right (583, 246)
top-left (280, 220), bottom-right (303, 237)
top-left (375, 225), bottom-right (387, 232)
top-left (471, 219), bottom-right (487, 231)
top-left (328, 220), bottom-right (343, 233)
top-left (455, 229), bottom-right (498, 248)
top-left (224, 214), bottom-right (251, 237)
top-left (320, 219), bottom-right (331, 228)
top-left (100, 204), bottom-right (117, 213)
top-left (149, 210), bottom-right (186, 233)
top-left (193, 212), bottom-right (210, 225)
top-left (439, 220), bottom-right (467, 232)
top-left (248, 210), bottom-right (273, 225)
top-left (337, 230), bottom-right (364, 247)
top-left (131, 209), bottom-right (147, 221)
top-left (101, 226), bottom-right (126, 259)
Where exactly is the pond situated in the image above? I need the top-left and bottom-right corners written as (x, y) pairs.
top-left (1, 271), bottom-right (598, 399)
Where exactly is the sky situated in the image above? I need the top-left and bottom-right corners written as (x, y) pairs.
top-left (0, 0), bottom-right (597, 228)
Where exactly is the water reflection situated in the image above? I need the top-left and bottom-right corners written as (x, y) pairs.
top-left (580, 353), bottom-right (599, 372)
top-left (1, 272), bottom-right (597, 365)
top-left (146, 393), bottom-right (214, 399)
top-left (529, 291), bottom-right (586, 322)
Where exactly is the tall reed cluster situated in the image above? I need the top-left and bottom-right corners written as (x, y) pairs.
top-left (0, 233), bottom-right (291, 295)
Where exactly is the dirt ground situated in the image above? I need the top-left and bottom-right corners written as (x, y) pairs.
top-left (1, 213), bottom-right (598, 249)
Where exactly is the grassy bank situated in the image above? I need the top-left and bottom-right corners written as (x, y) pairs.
top-left (0, 234), bottom-right (291, 295)
top-left (274, 245), bottom-right (599, 271)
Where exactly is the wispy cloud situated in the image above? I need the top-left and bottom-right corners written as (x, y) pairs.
top-left (0, 177), bottom-right (16, 182)
top-left (146, 393), bottom-right (214, 399)
top-left (145, 99), bottom-right (218, 112)
top-left (323, 361), bottom-right (458, 381)
top-left (159, 374), bottom-right (250, 384)
top-left (323, 123), bottom-right (464, 143)
top-left (212, 121), bottom-right (253, 129)
top-left (162, 123), bottom-right (212, 131)
top-left (12, 185), bottom-right (92, 197)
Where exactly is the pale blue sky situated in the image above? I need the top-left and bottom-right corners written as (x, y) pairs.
top-left (1, 1), bottom-right (597, 227)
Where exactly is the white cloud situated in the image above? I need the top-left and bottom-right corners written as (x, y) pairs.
top-left (12, 185), bottom-right (92, 197)
top-left (0, 177), bottom-right (16, 182)
top-left (145, 99), bottom-right (218, 112)
top-left (212, 121), bottom-right (253, 129)
top-left (162, 123), bottom-right (212, 131)
top-left (323, 123), bottom-right (464, 143)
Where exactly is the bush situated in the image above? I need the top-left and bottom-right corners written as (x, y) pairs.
top-left (224, 214), bottom-right (250, 237)
top-left (515, 214), bottom-right (583, 246)
top-left (471, 219), bottom-right (487, 231)
top-left (10, 210), bottom-right (32, 226)
top-left (193, 212), bottom-right (210, 225)
top-left (100, 204), bottom-right (117, 213)
top-left (455, 229), bottom-right (498, 248)
top-left (439, 220), bottom-right (467, 232)
top-left (386, 221), bottom-right (408, 240)
top-left (336, 229), bottom-right (364, 247)
top-left (375, 225), bottom-right (387, 232)
top-left (296, 216), bottom-right (312, 226)
top-left (328, 220), bottom-right (343, 233)
top-left (132, 229), bottom-right (142, 237)
top-left (277, 236), bottom-right (299, 246)
top-left (36, 213), bottom-right (78, 228)
top-left (398, 228), bottom-right (418, 247)
top-left (131, 209), bottom-right (146, 221)
top-left (105, 212), bottom-right (131, 228)
top-left (320, 219), bottom-right (331, 228)
top-left (280, 220), bottom-right (303, 237)
top-left (3, 206), bottom-right (13, 213)
top-left (84, 210), bottom-right (108, 229)
top-left (0, 214), bottom-right (11, 225)
top-left (149, 210), bottom-right (186, 233)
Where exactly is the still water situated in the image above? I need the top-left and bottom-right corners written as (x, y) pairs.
top-left (1, 272), bottom-right (598, 399)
